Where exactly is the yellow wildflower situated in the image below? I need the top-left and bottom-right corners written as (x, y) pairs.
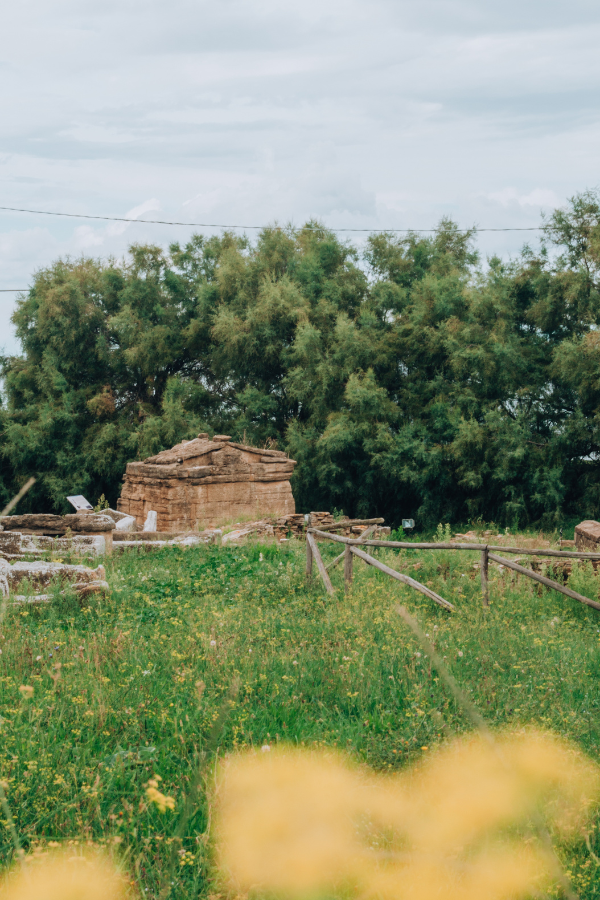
top-left (145, 778), bottom-right (175, 813)
top-left (216, 731), bottom-right (600, 900)
top-left (0, 849), bottom-right (127, 900)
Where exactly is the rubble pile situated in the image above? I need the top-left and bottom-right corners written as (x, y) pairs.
top-left (222, 512), bottom-right (389, 544)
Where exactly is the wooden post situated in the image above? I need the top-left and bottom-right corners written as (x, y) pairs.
top-left (306, 533), bottom-right (313, 581)
top-left (344, 545), bottom-right (353, 592)
top-left (306, 532), bottom-right (336, 596)
top-left (326, 524), bottom-right (377, 571)
top-left (350, 546), bottom-right (454, 611)
top-left (480, 546), bottom-right (489, 608)
top-left (488, 552), bottom-right (600, 611)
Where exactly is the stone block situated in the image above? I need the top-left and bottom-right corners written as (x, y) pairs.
top-left (575, 520), bottom-right (600, 551)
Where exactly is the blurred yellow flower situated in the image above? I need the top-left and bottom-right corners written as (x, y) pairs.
top-left (0, 849), bottom-right (128, 900)
top-left (216, 731), bottom-right (600, 900)
top-left (145, 778), bottom-right (175, 813)
top-left (18, 686), bottom-right (33, 699)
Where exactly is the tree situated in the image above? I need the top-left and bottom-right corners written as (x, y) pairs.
top-left (4, 195), bottom-right (600, 528)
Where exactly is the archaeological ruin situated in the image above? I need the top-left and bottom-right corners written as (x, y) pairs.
top-left (117, 434), bottom-right (297, 531)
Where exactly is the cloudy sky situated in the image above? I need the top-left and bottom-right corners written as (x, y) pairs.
top-left (2, 0), bottom-right (600, 353)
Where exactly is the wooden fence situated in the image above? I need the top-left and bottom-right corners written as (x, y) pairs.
top-left (305, 527), bottom-right (600, 613)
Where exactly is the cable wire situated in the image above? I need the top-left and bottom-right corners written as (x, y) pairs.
top-left (0, 204), bottom-right (544, 234)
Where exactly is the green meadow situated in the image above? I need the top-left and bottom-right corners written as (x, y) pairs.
top-left (1, 536), bottom-right (600, 897)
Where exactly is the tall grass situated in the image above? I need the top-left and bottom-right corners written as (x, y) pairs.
top-left (0, 538), bottom-right (599, 896)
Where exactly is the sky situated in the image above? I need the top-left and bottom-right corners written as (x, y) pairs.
top-left (2, 0), bottom-right (600, 354)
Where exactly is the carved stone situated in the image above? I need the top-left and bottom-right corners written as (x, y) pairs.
top-left (117, 436), bottom-right (297, 531)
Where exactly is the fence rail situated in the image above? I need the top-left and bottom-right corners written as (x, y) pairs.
top-left (308, 529), bottom-right (600, 559)
top-left (306, 528), bottom-right (600, 613)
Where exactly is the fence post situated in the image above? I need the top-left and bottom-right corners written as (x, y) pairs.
top-left (306, 532), bottom-right (313, 581)
top-left (344, 544), bottom-right (353, 592)
top-left (481, 546), bottom-right (489, 608)
top-left (306, 532), bottom-right (336, 596)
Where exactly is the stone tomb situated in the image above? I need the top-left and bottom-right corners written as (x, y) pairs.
top-left (117, 434), bottom-right (297, 532)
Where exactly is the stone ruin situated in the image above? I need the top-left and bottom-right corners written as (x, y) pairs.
top-left (0, 558), bottom-right (109, 603)
top-left (0, 513), bottom-right (115, 555)
top-left (575, 520), bottom-right (600, 552)
top-left (117, 434), bottom-right (297, 532)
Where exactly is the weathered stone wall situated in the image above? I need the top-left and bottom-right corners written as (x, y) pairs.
top-left (118, 476), bottom-right (295, 532)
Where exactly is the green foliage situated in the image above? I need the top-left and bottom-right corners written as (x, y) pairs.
top-left (1, 541), bottom-right (600, 896)
top-left (435, 523), bottom-right (452, 543)
top-left (4, 196), bottom-right (600, 525)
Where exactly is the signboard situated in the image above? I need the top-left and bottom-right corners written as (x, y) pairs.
top-left (67, 495), bottom-right (93, 511)
top-left (402, 518), bottom-right (415, 530)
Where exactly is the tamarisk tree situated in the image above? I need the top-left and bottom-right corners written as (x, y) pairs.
top-left (2, 194), bottom-right (600, 528)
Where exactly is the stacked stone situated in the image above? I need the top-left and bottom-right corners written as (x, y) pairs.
top-left (273, 514), bottom-right (306, 539)
top-left (308, 512), bottom-right (336, 528)
top-left (272, 511), bottom-right (339, 540)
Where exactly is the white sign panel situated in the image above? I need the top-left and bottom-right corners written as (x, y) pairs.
top-left (67, 495), bottom-right (93, 511)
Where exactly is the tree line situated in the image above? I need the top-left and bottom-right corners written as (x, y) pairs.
top-left (3, 191), bottom-right (600, 529)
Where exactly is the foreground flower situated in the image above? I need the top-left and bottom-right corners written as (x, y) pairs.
top-left (0, 849), bottom-right (128, 900)
top-left (216, 731), bottom-right (600, 900)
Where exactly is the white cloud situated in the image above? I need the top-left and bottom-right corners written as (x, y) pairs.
top-left (486, 188), bottom-right (562, 209)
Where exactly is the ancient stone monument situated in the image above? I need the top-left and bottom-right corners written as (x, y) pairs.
top-left (117, 434), bottom-right (297, 531)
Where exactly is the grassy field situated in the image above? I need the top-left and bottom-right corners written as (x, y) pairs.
top-left (1, 533), bottom-right (600, 897)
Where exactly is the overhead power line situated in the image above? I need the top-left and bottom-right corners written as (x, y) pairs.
top-left (0, 204), bottom-right (544, 234)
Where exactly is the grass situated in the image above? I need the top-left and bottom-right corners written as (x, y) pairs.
top-left (1, 535), bottom-right (600, 897)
